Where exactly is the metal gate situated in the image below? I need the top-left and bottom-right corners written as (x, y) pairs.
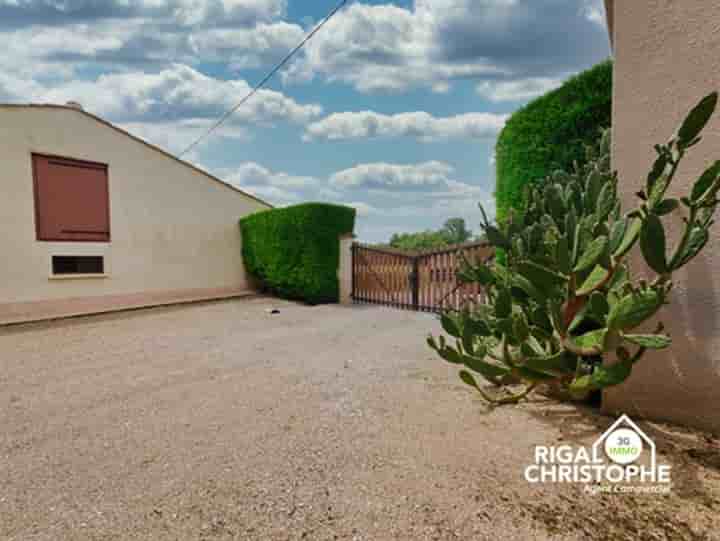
top-left (351, 241), bottom-right (493, 312)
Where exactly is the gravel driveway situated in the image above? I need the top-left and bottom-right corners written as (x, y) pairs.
top-left (2, 297), bottom-right (719, 540)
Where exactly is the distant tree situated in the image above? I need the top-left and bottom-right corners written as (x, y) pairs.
top-left (441, 218), bottom-right (472, 245)
top-left (389, 231), bottom-right (449, 251)
top-left (386, 217), bottom-right (473, 252)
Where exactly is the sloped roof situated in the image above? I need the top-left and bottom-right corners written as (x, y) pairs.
top-left (0, 103), bottom-right (273, 209)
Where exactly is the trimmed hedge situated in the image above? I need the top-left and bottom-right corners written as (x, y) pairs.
top-left (495, 60), bottom-right (613, 222)
top-left (239, 203), bottom-right (356, 304)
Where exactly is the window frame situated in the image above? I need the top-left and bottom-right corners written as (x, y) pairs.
top-left (31, 153), bottom-right (111, 243)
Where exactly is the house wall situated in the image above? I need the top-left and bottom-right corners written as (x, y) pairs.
top-left (605, 0), bottom-right (720, 431)
top-left (0, 106), bottom-right (270, 324)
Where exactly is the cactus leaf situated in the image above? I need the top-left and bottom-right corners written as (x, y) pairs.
top-left (518, 261), bottom-right (567, 290)
top-left (589, 291), bottom-right (610, 320)
top-left (590, 358), bottom-right (633, 388)
top-left (613, 217), bottom-right (642, 258)
top-left (678, 92), bottom-right (719, 147)
top-left (515, 366), bottom-right (557, 382)
top-left (568, 328), bottom-right (608, 355)
top-left (525, 351), bottom-right (576, 376)
top-left (441, 313), bottom-right (461, 338)
top-left (609, 219), bottom-right (627, 253)
top-left (607, 288), bottom-right (664, 330)
top-left (565, 206), bottom-right (577, 242)
top-left (569, 375), bottom-right (593, 393)
top-left (654, 198), bottom-right (679, 216)
top-left (691, 161), bottom-right (720, 203)
top-left (596, 182), bottom-right (616, 222)
top-left (576, 265), bottom-right (610, 296)
top-left (622, 333), bottom-right (671, 349)
top-left (459, 370), bottom-right (481, 390)
top-left (462, 354), bottom-right (510, 380)
top-left (512, 313), bottom-right (530, 342)
top-left (647, 154), bottom-right (669, 194)
top-left (640, 214), bottom-right (668, 274)
top-left (574, 235), bottom-right (608, 272)
top-left (671, 227), bottom-right (709, 270)
top-left (556, 235), bottom-right (570, 274)
top-left (494, 288), bottom-right (512, 319)
top-left (484, 225), bottom-right (511, 249)
top-left (511, 274), bottom-right (546, 304)
top-left (432, 340), bottom-right (463, 365)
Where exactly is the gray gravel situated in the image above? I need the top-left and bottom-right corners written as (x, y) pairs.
top-left (2, 297), bottom-right (719, 540)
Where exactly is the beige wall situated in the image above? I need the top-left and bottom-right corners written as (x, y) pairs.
top-left (605, 0), bottom-right (720, 431)
top-left (0, 106), bottom-right (270, 323)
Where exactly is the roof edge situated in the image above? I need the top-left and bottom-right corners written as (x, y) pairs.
top-left (604, 0), bottom-right (614, 49)
top-left (0, 103), bottom-right (274, 209)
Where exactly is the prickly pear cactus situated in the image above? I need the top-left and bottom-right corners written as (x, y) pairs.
top-left (428, 92), bottom-right (720, 405)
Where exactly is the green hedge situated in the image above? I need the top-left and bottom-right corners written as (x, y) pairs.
top-left (495, 60), bottom-right (613, 222)
top-left (240, 203), bottom-right (356, 304)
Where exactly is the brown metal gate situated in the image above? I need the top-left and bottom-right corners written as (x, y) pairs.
top-left (351, 241), bottom-right (493, 312)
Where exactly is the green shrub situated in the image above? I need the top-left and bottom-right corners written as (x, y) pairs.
top-left (240, 203), bottom-right (356, 304)
top-left (429, 93), bottom-right (720, 405)
top-left (495, 60), bottom-right (613, 223)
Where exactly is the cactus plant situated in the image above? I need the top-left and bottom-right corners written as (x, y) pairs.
top-left (428, 92), bottom-right (720, 405)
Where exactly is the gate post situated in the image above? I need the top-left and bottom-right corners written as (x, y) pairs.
top-left (338, 234), bottom-right (355, 305)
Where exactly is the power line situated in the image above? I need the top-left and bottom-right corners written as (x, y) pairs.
top-left (178, 0), bottom-right (349, 157)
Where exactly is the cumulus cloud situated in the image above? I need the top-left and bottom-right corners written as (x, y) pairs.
top-left (0, 0), bottom-right (286, 27)
top-left (0, 63), bottom-right (321, 154)
top-left (476, 77), bottom-right (564, 102)
top-left (36, 64), bottom-right (321, 125)
top-left (225, 162), bottom-right (319, 189)
top-left (285, 0), bottom-right (609, 94)
top-left (330, 161), bottom-right (455, 190)
top-left (204, 159), bottom-right (494, 242)
top-left (304, 111), bottom-right (507, 142)
top-left (0, 0), bottom-right (304, 82)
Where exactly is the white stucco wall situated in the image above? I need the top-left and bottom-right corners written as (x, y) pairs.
top-left (605, 1), bottom-right (720, 431)
top-left (0, 105), bottom-right (270, 323)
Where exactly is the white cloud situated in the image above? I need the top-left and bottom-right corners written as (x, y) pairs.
top-left (341, 202), bottom-right (378, 217)
top-left (476, 77), bottom-right (565, 102)
top-left (37, 64), bottom-right (322, 125)
top-left (0, 0), bottom-right (287, 26)
top-left (225, 162), bottom-right (319, 189)
top-left (304, 111), bottom-right (507, 142)
top-left (283, 2), bottom-right (507, 93)
top-left (582, 0), bottom-right (606, 26)
top-left (330, 161), bottom-right (455, 189)
top-left (190, 21), bottom-right (304, 69)
top-left (284, 0), bottom-right (609, 94)
top-left (0, 2), bottom-right (304, 88)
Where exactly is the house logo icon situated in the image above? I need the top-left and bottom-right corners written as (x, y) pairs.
top-left (592, 414), bottom-right (656, 472)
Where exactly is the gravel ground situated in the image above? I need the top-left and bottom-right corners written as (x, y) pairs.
top-left (1, 297), bottom-right (719, 540)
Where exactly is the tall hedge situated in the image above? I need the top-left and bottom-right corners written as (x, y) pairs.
top-left (240, 203), bottom-right (356, 304)
top-left (495, 60), bottom-right (613, 222)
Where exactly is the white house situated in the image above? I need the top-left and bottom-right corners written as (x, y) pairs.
top-left (0, 102), bottom-right (271, 325)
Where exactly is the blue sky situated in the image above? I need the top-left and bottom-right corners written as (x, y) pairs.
top-left (0, 0), bottom-right (610, 242)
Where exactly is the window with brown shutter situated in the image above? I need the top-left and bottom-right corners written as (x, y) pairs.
top-left (32, 154), bottom-right (110, 242)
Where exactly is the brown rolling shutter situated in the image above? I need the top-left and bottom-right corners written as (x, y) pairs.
top-left (32, 154), bottom-right (110, 242)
